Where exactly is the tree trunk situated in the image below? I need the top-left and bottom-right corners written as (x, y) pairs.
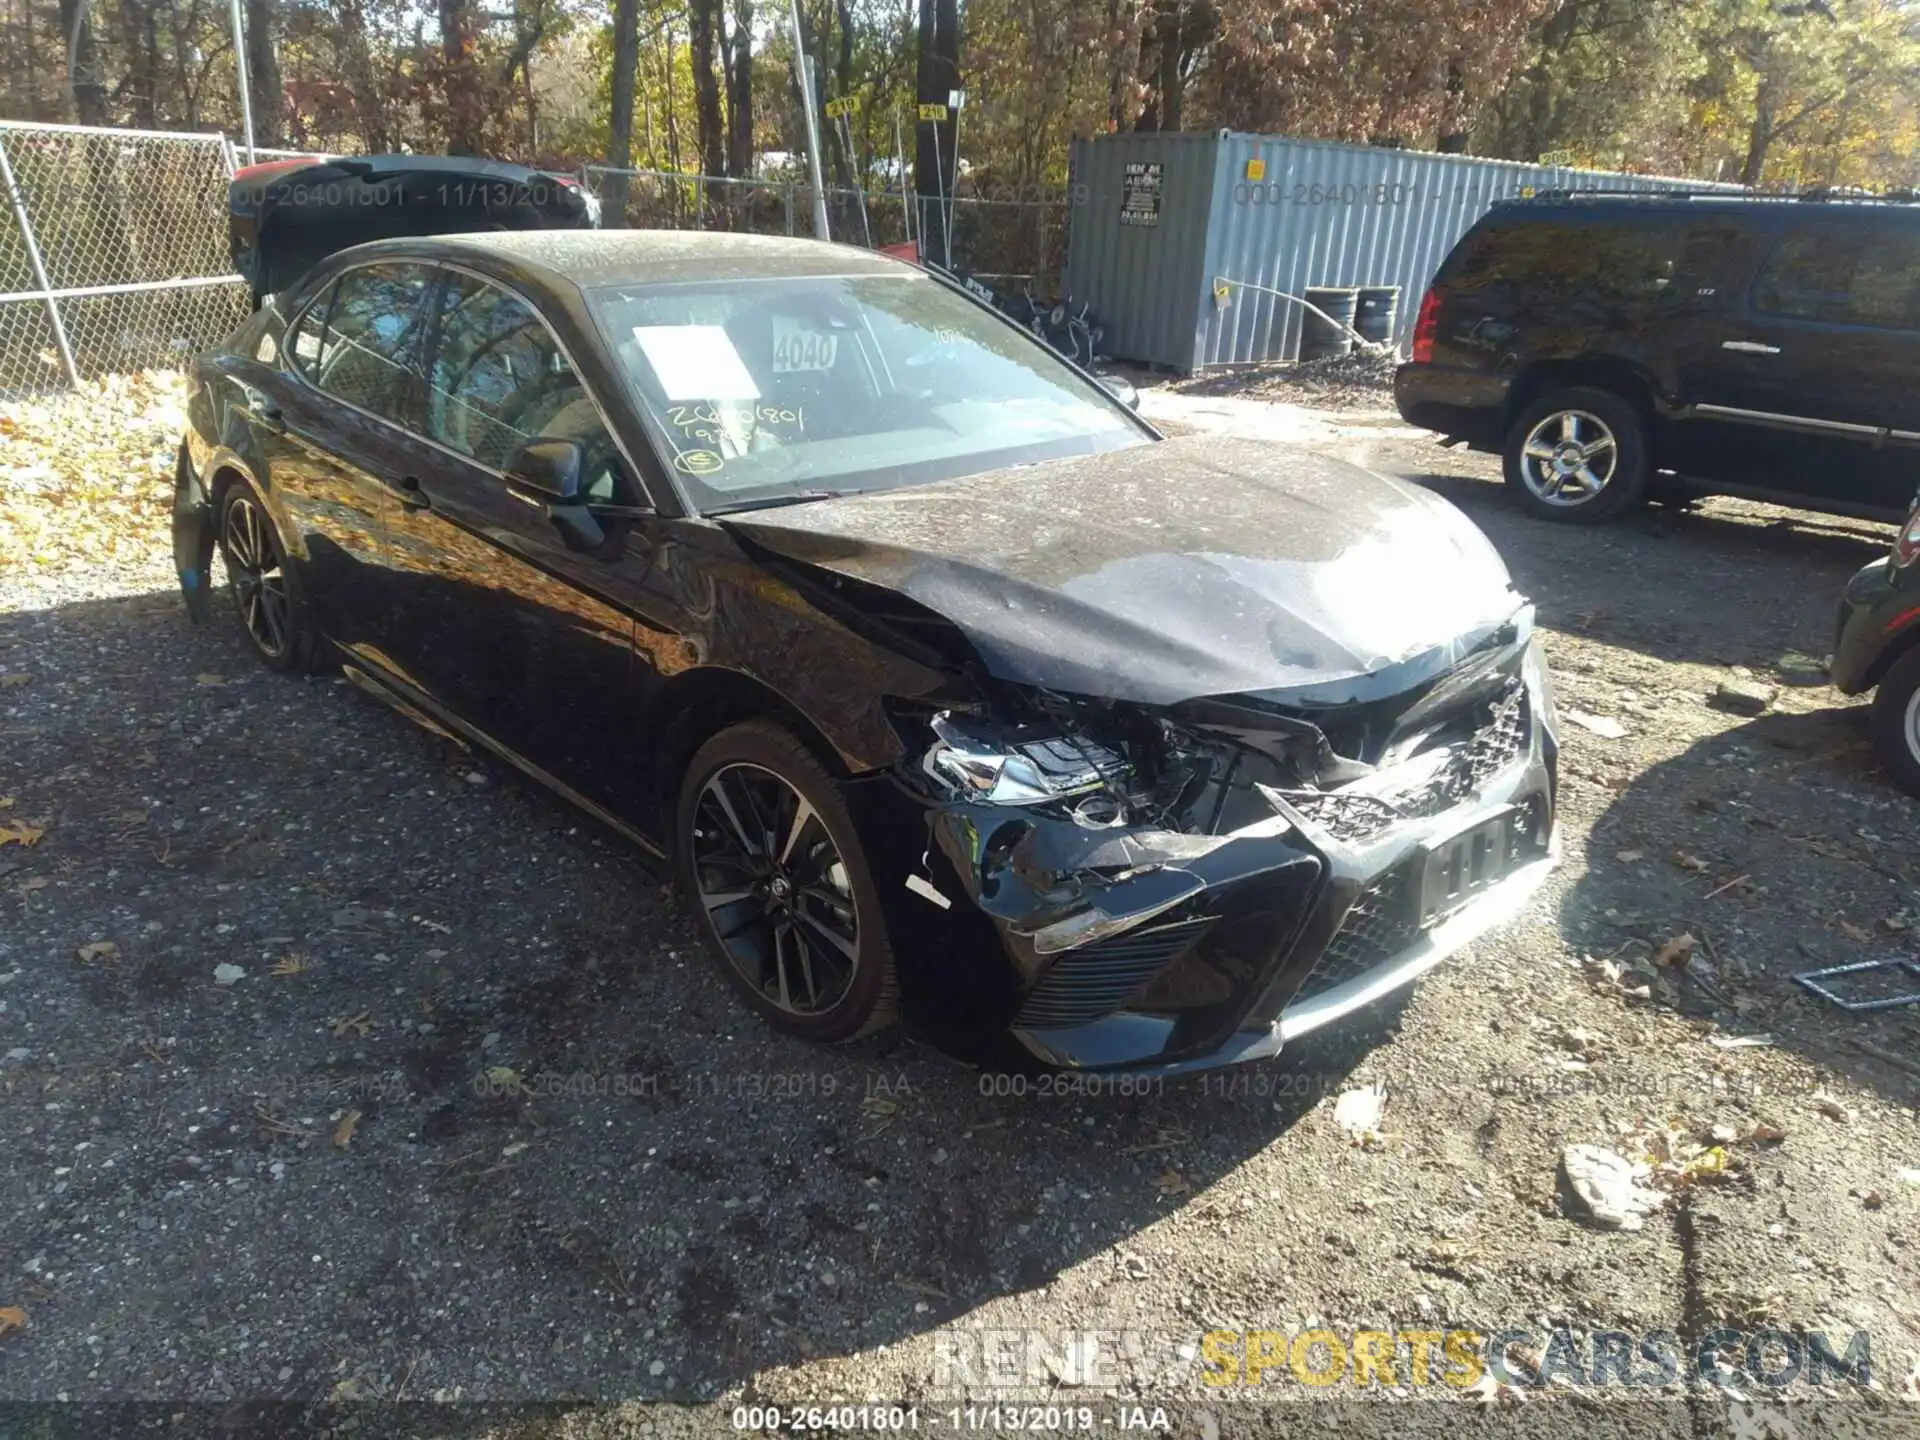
top-left (338, 0), bottom-right (389, 151)
top-left (688, 0), bottom-right (726, 178)
top-left (604, 0), bottom-right (639, 225)
top-left (724, 0), bottom-right (754, 179)
top-left (914, 0), bottom-right (959, 264)
top-left (1740, 79), bottom-right (1777, 187)
top-left (58, 0), bottom-right (108, 124)
top-left (439, 0), bottom-right (482, 154)
top-left (1157, 2), bottom-right (1182, 132)
top-left (1436, 62), bottom-right (1468, 152)
top-left (244, 0), bottom-right (283, 146)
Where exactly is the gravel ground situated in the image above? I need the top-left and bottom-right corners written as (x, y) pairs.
top-left (3, 420), bottom-right (1919, 1436)
top-left (1168, 351), bottom-right (1400, 411)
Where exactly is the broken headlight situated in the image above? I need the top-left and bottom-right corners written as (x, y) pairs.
top-left (923, 711), bottom-right (1131, 807)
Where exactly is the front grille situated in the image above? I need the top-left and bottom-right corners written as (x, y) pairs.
top-left (1014, 915), bottom-right (1217, 1029)
top-left (1290, 866), bottom-right (1421, 1004)
top-left (1276, 679), bottom-right (1530, 840)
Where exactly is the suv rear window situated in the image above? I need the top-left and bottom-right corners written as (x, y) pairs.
top-left (1753, 225), bottom-right (1920, 329)
top-left (1446, 213), bottom-right (1687, 300)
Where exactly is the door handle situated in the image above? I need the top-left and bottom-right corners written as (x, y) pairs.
top-left (1721, 339), bottom-right (1782, 355)
top-left (248, 398), bottom-right (284, 428)
top-left (397, 476), bottom-right (432, 512)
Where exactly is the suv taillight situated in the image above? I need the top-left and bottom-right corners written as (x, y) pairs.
top-left (1411, 287), bottom-right (1441, 364)
top-left (1896, 499), bottom-right (1920, 569)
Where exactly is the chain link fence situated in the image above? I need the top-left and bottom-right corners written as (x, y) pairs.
top-left (584, 165), bottom-right (1067, 293)
top-left (0, 120), bottom-right (250, 395)
top-left (0, 126), bottom-right (1070, 396)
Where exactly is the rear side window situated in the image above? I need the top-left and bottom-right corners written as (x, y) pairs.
top-left (308, 263), bottom-right (435, 421)
top-left (1444, 213), bottom-right (1692, 301)
top-left (1753, 226), bottom-right (1920, 329)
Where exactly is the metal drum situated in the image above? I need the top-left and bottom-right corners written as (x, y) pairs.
top-left (1355, 285), bottom-right (1401, 347)
top-left (1300, 286), bottom-right (1358, 361)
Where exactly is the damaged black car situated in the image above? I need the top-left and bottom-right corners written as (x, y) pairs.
top-left (173, 229), bottom-right (1559, 1073)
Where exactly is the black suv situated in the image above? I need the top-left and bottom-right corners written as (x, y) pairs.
top-left (1396, 192), bottom-right (1920, 525)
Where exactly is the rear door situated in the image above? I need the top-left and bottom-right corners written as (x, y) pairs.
top-left (273, 260), bottom-right (437, 655)
top-left (1687, 215), bottom-right (1920, 514)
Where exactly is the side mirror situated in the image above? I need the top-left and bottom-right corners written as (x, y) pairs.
top-left (1097, 372), bottom-right (1140, 412)
top-left (504, 438), bottom-right (585, 505)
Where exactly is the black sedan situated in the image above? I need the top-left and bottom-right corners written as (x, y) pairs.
top-left (173, 230), bottom-right (1560, 1073)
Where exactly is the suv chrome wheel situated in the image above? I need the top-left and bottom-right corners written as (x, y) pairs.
top-left (1518, 410), bottom-right (1617, 506)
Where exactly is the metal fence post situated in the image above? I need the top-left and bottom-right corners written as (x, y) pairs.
top-left (784, 183), bottom-right (795, 236)
top-left (0, 135), bottom-right (80, 389)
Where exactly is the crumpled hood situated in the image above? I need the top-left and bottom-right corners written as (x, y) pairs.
top-left (722, 435), bottom-right (1525, 707)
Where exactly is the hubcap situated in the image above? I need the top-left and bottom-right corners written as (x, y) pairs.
top-left (222, 494), bottom-right (289, 656)
top-left (690, 763), bottom-right (859, 1016)
top-left (1520, 409), bottom-right (1617, 506)
top-left (1905, 686), bottom-right (1920, 762)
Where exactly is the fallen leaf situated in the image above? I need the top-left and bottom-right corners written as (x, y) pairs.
top-left (75, 940), bottom-right (119, 965)
top-left (194, 673), bottom-right (224, 686)
top-left (1837, 918), bottom-right (1872, 944)
top-left (1744, 1123), bottom-right (1787, 1145)
top-left (861, 1095), bottom-right (899, 1118)
top-left (269, 951), bottom-right (309, 977)
top-left (1614, 848), bottom-right (1644, 863)
top-left (1152, 1167), bottom-right (1191, 1197)
top-left (0, 796), bottom-right (13, 809)
top-left (500, 1141), bottom-right (528, 1158)
top-left (333, 1110), bottom-right (361, 1148)
top-left (1708, 1033), bottom-right (1774, 1049)
top-left (0, 674), bottom-right (31, 687)
top-left (0, 821), bottom-right (45, 848)
top-left (1333, 1082), bottom-right (1387, 1142)
top-left (1652, 932), bottom-right (1698, 967)
top-left (0, 1306), bottom-right (24, 1337)
top-left (1814, 1094), bottom-right (1852, 1124)
top-left (484, 1065), bottom-right (526, 1095)
top-left (1672, 851), bottom-right (1709, 873)
top-left (16, 876), bottom-right (47, 895)
top-left (327, 1011), bottom-right (373, 1038)
top-left (1861, 1189), bottom-right (1885, 1210)
top-left (212, 963), bottom-right (246, 986)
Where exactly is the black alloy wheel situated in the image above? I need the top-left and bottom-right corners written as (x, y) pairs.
top-left (218, 484), bottom-right (317, 672)
top-left (676, 721), bottom-right (899, 1041)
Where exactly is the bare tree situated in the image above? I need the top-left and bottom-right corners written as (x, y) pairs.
top-left (605, 0), bottom-right (640, 222)
top-left (245, 0), bottom-right (283, 145)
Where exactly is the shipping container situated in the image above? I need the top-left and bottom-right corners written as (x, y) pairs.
top-left (1066, 130), bottom-right (1735, 373)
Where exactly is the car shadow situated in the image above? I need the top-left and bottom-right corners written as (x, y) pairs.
top-left (1396, 467), bottom-right (1894, 673)
top-left (1561, 701), bottom-right (1920, 1112)
top-left (0, 585), bottom-right (1410, 1405)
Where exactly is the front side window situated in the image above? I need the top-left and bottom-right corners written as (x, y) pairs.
top-left (308, 263), bottom-right (435, 421)
top-left (1754, 225), bottom-right (1920, 329)
top-left (426, 272), bottom-right (632, 501)
top-left (588, 273), bottom-right (1143, 512)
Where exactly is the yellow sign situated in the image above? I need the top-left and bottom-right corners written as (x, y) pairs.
top-left (824, 97), bottom-right (855, 119)
top-left (1245, 158), bottom-right (1266, 182)
top-left (918, 103), bottom-right (949, 121)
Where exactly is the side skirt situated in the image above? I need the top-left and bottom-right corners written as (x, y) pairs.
top-left (339, 661), bottom-right (669, 866)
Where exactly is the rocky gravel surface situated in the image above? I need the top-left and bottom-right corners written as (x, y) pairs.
top-left (3, 416), bottom-right (1919, 1437)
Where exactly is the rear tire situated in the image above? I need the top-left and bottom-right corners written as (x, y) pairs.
top-left (1504, 386), bottom-right (1650, 524)
top-left (1869, 647), bottom-right (1920, 799)
top-left (675, 720), bottom-right (900, 1043)
top-left (215, 480), bottom-right (325, 673)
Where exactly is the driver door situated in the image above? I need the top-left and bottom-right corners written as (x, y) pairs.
top-left (379, 269), bottom-right (649, 811)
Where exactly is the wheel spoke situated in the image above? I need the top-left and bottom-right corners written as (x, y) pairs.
top-left (794, 900), bottom-right (857, 960)
top-left (1537, 472), bottom-right (1566, 498)
top-left (777, 794), bottom-right (818, 867)
top-left (770, 919), bottom-right (796, 1009)
top-left (702, 775), bottom-right (762, 860)
top-left (1579, 435), bottom-right (1615, 461)
top-left (700, 886), bottom-right (756, 910)
top-left (1558, 412), bottom-right (1578, 444)
top-left (1523, 440), bottom-right (1557, 460)
top-left (787, 921), bottom-right (821, 1008)
top-left (1574, 465), bottom-right (1603, 493)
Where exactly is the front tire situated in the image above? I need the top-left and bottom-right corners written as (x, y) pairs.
top-left (1870, 648), bottom-right (1920, 799)
top-left (675, 720), bottom-right (900, 1042)
top-left (1504, 386), bottom-right (1650, 524)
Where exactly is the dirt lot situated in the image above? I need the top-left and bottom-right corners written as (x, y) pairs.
top-left (2, 383), bottom-right (1918, 1435)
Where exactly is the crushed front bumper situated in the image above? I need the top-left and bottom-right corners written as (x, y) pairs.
top-left (925, 641), bottom-right (1560, 1074)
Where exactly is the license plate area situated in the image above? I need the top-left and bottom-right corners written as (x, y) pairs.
top-left (1418, 807), bottom-right (1516, 927)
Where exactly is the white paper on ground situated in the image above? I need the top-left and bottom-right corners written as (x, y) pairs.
top-left (632, 324), bottom-right (761, 401)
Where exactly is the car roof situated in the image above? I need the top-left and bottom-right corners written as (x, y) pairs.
top-left (1494, 193), bottom-right (1920, 225)
top-left (359, 229), bottom-right (918, 289)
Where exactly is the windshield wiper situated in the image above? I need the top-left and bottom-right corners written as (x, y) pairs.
top-left (702, 489), bottom-right (846, 517)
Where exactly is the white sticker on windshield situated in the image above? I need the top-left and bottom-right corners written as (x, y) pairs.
top-left (633, 324), bottom-right (760, 401)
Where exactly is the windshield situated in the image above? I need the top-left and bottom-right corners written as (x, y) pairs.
top-left (587, 273), bottom-right (1147, 512)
